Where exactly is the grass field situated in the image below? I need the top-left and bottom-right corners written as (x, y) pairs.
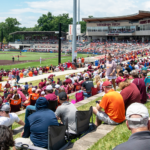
top-left (0, 51), bottom-right (89, 70)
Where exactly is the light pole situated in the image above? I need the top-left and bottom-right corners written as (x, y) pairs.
top-left (1, 29), bottom-right (3, 49)
top-left (58, 23), bottom-right (62, 65)
top-left (78, 0), bottom-right (80, 42)
top-left (72, 0), bottom-right (77, 62)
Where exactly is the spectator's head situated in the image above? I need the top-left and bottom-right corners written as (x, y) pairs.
top-left (74, 77), bottom-right (78, 82)
top-left (46, 85), bottom-right (53, 94)
top-left (85, 75), bottom-right (89, 81)
top-left (46, 81), bottom-right (49, 85)
top-left (59, 87), bottom-right (65, 93)
top-left (63, 82), bottom-right (67, 86)
top-left (119, 79), bottom-right (130, 90)
top-left (0, 125), bottom-right (15, 150)
top-left (32, 88), bottom-right (36, 93)
top-left (0, 104), bottom-right (10, 116)
top-left (41, 79), bottom-right (43, 82)
top-left (59, 92), bottom-right (67, 104)
top-left (118, 70), bottom-right (124, 77)
top-left (95, 75), bottom-right (102, 84)
top-left (41, 91), bottom-right (45, 96)
top-left (29, 83), bottom-right (32, 85)
top-left (55, 84), bottom-right (60, 90)
top-left (57, 78), bottom-right (60, 81)
top-left (107, 53), bottom-right (112, 61)
top-left (65, 75), bottom-right (69, 79)
top-left (102, 81), bottom-right (112, 93)
top-left (77, 73), bottom-right (81, 76)
top-left (130, 70), bottom-right (139, 78)
top-left (36, 97), bottom-right (48, 111)
top-left (126, 103), bottom-right (150, 134)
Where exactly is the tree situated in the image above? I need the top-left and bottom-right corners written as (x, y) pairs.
top-left (3, 37), bottom-right (7, 44)
top-left (37, 12), bottom-right (73, 32)
top-left (79, 21), bottom-right (86, 33)
top-left (88, 16), bottom-right (94, 18)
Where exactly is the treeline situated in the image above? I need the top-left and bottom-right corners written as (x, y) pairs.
top-left (0, 12), bottom-right (87, 43)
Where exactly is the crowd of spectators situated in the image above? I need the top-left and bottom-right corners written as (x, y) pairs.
top-left (1, 44), bottom-right (150, 149)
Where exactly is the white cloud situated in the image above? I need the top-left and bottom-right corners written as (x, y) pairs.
top-left (1, 0), bottom-right (150, 27)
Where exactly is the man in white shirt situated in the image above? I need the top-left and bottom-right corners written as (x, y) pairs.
top-left (134, 62), bottom-right (139, 70)
top-left (0, 104), bottom-right (25, 127)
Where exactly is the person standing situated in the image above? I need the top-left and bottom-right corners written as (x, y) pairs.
top-left (18, 55), bottom-right (19, 61)
top-left (105, 54), bottom-right (117, 90)
top-left (12, 56), bottom-right (14, 62)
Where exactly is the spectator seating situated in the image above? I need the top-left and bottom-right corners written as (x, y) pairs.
top-left (48, 122), bottom-right (71, 150)
top-left (10, 98), bottom-right (21, 112)
top-left (91, 87), bottom-right (98, 96)
top-left (68, 106), bottom-right (95, 140)
top-left (71, 92), bottom-right (84, 104)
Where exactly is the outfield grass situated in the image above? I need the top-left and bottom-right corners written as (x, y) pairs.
top-left (0, 52), bottom-right (89, 70)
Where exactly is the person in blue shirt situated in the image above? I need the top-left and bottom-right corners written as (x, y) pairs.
top-left (24, 82), bottom-right (28, 90)
top-left (15, 97), bottom-right (59, 148)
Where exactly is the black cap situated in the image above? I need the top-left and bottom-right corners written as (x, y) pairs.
top-left (59, 92), bottom-right (67, 101)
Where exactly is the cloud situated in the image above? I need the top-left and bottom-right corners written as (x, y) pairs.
top-left (0, 0), bottom-right (150, 27)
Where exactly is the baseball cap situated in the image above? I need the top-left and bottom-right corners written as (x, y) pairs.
top-left (130, 70), bottom-right (138, 76)
top-left (46, 85), bottom-right (53, 90)
top-left (102, 81), bottom-right (112, 87)
top-left (126, 103), bottom-right (149, 120)
top-left (46, 81), bottom-right (49, 85)
top-left (32, 88), bottom-right (36, 91)
top-left (13, 87), bottom-right (17, 91)
top-left (0, 104), bottom-right (10, 112)
top-left (59, 92), bottom-right (67, 101)
top-left (74, 77), bottom-right (77, 81)
top-left (65, 75), bottom-right (69, 78)
top-left (55, 84), bottom-right (60, 89)
top-left (77, 73), bottom-right (81, 76)
top-left (41, 91), bottom-right (45, 95)
top-left (70, 74), bottom-right (74, 77)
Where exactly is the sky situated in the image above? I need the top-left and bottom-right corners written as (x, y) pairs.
top-left (1, 0), bottom-right (150, 27)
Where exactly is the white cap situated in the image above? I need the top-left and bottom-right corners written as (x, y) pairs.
top-left (32, 88), bottom-right (36, 91)
top-left (46, 85), bottom-right (53, 90)
top-left (41, 91), bottom-right (45, 95)
top-left (55, 84), bottom-right (60, 89)
top-left (77, 73), bottom-right (81, 76)
top-left (74, 77), bottom-right (77, 81)
top-left (13, 87), bottom-right (16, 91)
top-left (65, 75), bottom-right (69, 78)
top-left (46, 81), bottom-right (49, 85)
top-left (126, 103), bottom-right (149, 120)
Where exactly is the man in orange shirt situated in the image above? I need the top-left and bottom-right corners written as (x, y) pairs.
top-left (28, 70), bottom-right (33, 77)
top-left (20, 71), bottom-right (23, 78)
top-left (81, 57), bottom-right (84, 67)
top-left (93, 81), bottom-right (125, 126)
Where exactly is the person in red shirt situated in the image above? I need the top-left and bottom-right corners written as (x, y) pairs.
top-left (39, 79), bottom-right (45, 88)
top-left (5, 81), bottom-right (10, 89)
top-left (73, 77), bottom-right (81, 91)
top-left (45, 85), bottom-right (57, 101)
top-left (65, 75), bottom-right (72, 85)
top-left (33, 69), bottom-right (38, 76)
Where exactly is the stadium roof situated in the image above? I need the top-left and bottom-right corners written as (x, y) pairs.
top-left (82, 10), bottom-right (150, 22)
top-left (9, 31), bottom-right (67, 35)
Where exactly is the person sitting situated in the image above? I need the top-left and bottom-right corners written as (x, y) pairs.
top-left (27, 85), bottom-right (33, 95)
top-left (23, 88), bottom-right (39, 106)
top-left (15, 97), bottom-right (59, 148)
top-left (116, 70), bottom-right (125, 85)
top-left (19, 71), bottom-right (24, 78)
top-left (57, 78), bottom-right (62, 85)
top-left (65, 75), bottom-right (72, 84)
top-left (0, 125), bottom-right (15, 150)
top-left (73, 77), bottom-right (81, 91)
top-left (5, 81), bottom-right (11, 89)
top-left (0, 104), bottom-right (25, 127)
top-left (130, 70), bottom-right (147, 104)
top-left (81, 75), bottom-right (94, 98)
top-left (93, 81), bottom-right (125, 126)
top-left (55, 84), bottom-right (60, 96)
top-left (28, 70), bottom-right (33, 77)
top-left (24, 82), bottom-right (29, 91)
top-left (95, 75), bottom-right (103, 93)
top-left (33, 69), bottom-right (38, 76)
top-left (45, 85), bottom-right (57, 101)
top-left (55, 92), bottom-right (77, 132)
top-left (39, 79), bottom-right (45, 88)
top-left (41, 91), bottom-right (45, 97)
top-left (113, 103), bottom-right (150, 150)
top-left (119, 79), bottom-right (141, 110)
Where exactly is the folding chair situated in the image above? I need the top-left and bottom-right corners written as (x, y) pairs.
top-left (10, 98), bottom-right (21, 112)
top-left (30, 95), bottom-right (39, 106)
top-left (75, 85), bottom-right (81, 91)
top-left (71, 92), bottom-right (84, 104)
top-left (91, 87), bottom-right (98, 96)
top-left (48, 100), bottom-right (58, 112)
top-left (68, 106), bottom-right (95, 140)
top-left (48, 123), bottom-right (70, 150)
